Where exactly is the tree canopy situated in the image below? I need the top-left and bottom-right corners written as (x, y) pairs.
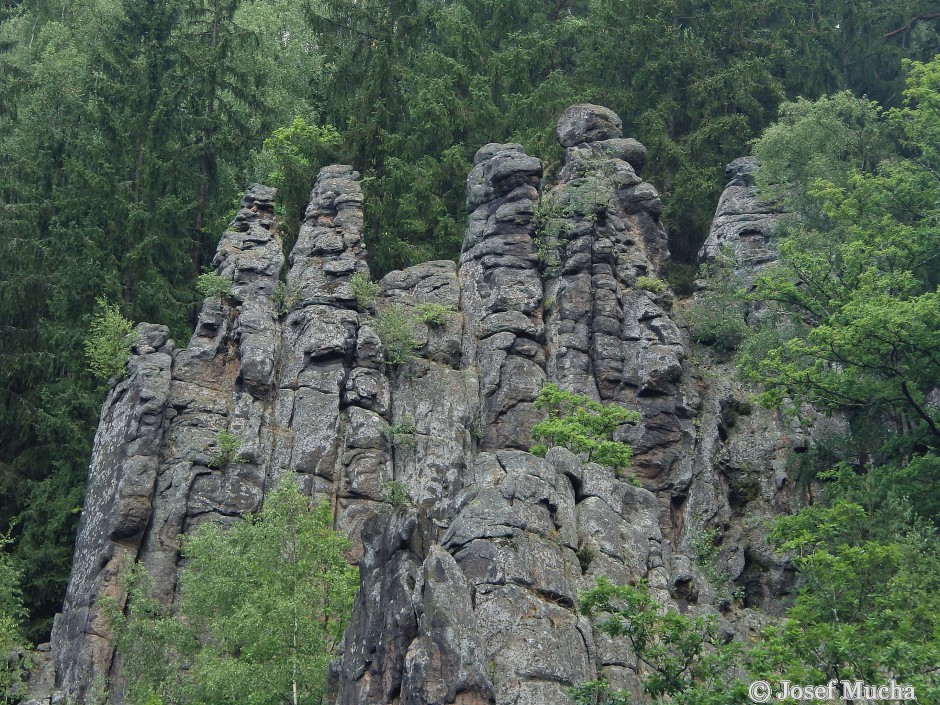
top-left (745, 55), bottom-right (940, 456)
top-left (107, 481), bottom-right (359, 705)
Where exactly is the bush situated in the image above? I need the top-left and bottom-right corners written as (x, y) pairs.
top-left (533, 167), bottom-right (611, 278)
top-left (686, 295), bottom-right (748, 352)
top-left (272, 281), bottom-right (301, 316)
top-left (350, 272), bottom-right (381, 310)
top-left (531, 383), bottom-right (639, 471)
top-left (414, 302), bottom-right (456, 326)
top-left (209, 430), bottom-right (242, 469)
top-left (195, 272), bottom-right (233, 302)
top-left (635, 275), bottom-right (667, 293)
top-left (383, 417), bottom-right (417, 449)
top-left (105, 480), bottom-right (358, 705)
top-left (257, 118), bottom-right (342, 253)
top-left (373, 305), bottom-right (420, 366)
top-left (665, 261), bottom-right (698, 297)
top-left (382, 480), bottom-right (412, 508)
top-left (84, 298), bottom-right (135, 380)
top-left (571, 577), bottom-right (746, 704)
top-left (686, 253), bottom-right (747, 352)
top-left (0, 532), bottom-right (27, 704)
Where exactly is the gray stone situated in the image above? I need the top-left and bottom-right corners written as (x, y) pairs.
top-left (556, 103), bottom-right (623, 147)
top-left (401, 547), bottom-right (495, 705)
top-left (47, 108), bottom-right (820, 705)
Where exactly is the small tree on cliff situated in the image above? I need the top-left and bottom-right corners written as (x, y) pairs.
top-left (106, 480), bottom-right (359, 705)
top-left (530, 383), bottom-right (640, 473)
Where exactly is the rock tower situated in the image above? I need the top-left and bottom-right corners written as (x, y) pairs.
top-left (40, 105), bottom-right (810, 705)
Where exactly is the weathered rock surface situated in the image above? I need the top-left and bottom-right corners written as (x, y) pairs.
top-left (42, 107), bottom-right (818, 705)
top-left (697, 156), bottom-right (780, 284)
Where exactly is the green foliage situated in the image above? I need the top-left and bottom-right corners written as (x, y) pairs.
top-left (816, 454), bottom-right (940, 529)
top-left (414, 302), bottom-right (455, 327)
top-left (320, 0), bottom-right (940, 270)
top-left (383, 417), bottom-right (418, 449)
top-left (272, 281), bottom-right (301, 317)
top-left (0, 0), bottom-right (332, 635)
top-left (531, 383), bottom-right (639, 471)
top-left (664, 262), bottom-right (698, 298)
top-left (753, 92), bottom-right (890, 215)
top-left (349, 272), bottom-right (381, 310)
top-left (688, 527), bottom-right (728, 589)
top-left (84, 299), bottom-right (135, 381)
top-left (259, 118), bottom-right (342, 249)
top-left (0, 532), bottom-right (27, 703)
top-left (573, 578), bottom-right (747, 704)
top-left (784, 429), bottom-right (854, 487)
top-left (195, 272), bottom-right (233, 303)
top-left (533, 232), bottom-right (562, 279)
top-left (209, 430), bottom-right (242, 469)
top-left (686, 254), bottom-right (747, 353)
top-left (754, 496), bottom-right (940, 698)
top-left (373, 305), bottom-right (420, 366)
top-left (2, 0), bottom-right (939, 645)
top-left (107, 480), bottom-right (359, 705)
top-left (534, 170), bottom-right (612, 277)
top-left (572, 463), bottom-right (940, 703)
top-left (745, 58), bottom-right (940, 451)
top-left (635, 276), bottom-right (667, 294)
top-left (381, 480), bottom-right (413, 509)
top-left (574, 543), bottom-right (595, 573)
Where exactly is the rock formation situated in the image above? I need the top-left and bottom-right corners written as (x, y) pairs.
top-left (697, 156), bottom-right (780, 284)
top-left (38, 105), bottom-right (817, 705)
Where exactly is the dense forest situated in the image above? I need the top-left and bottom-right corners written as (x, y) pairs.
top-left (1, 0), bottom-right (939, 681)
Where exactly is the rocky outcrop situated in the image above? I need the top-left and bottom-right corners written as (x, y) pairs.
top-left (542, 104), bottom-right (694, 497)
top-left (43, 106), bottom-right (817, 705)
top-left (697, 156), bottom-right (780, 284)
top-left (461, 142), bottom-right (545, 451)
top-left (50, 323), bottom-right (174, 701)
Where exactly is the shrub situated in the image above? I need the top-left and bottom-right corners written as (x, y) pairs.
top-left (533, 169), bottom-right (611, 277)
top-left (689, 526), bottom-right (729, 588)
top-left (530, 383), bottom-right (639, 471)
top-left (665, 261), bottom-right (698, 297)
top-left (686, 295), bottom-right (748, 352)
top-left (686, 253), bottom-right (747, 352)
top-left (414, 302), bottom-right (455, 327)
top-left (382, 480), bottom-right (412, 509)
top-left (209, 430), bottom-right (242, 469)
top-left (635, 275), bottom-right (667, 293)
top-left (84, 298), bottom-right (135, 380)
top-left (571, 577), bottom-right (746, 704)
top-left (373, 305), bottom-right (420, 366)
top-left (383, 417), bottom-right (417, 449)
top-left (272, 281), bottom-right (301, 316)
top-left (257, 118), bottom-right (342, 253)
top-left (196, 271), bottom-right (233, 302)
top-left (349, 273), bottom-right (381, 310)
top-left (0, 532), bottom-right (27, 703)
top-left (104, 480), bottom-right (358, 705)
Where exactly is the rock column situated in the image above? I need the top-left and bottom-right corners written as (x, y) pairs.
top-left (459, 143), bottom-right (546, 450)
top-left (544, 105), bottom-right (697, 492)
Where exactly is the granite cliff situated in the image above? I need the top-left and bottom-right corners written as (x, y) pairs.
top-left (34, 105), bottom-right (818, 704)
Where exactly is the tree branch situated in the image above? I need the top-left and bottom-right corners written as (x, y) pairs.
top-left (885, 14), bottom-right (940, 39)
top-left (900, 380), bottom-right (940, 442)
